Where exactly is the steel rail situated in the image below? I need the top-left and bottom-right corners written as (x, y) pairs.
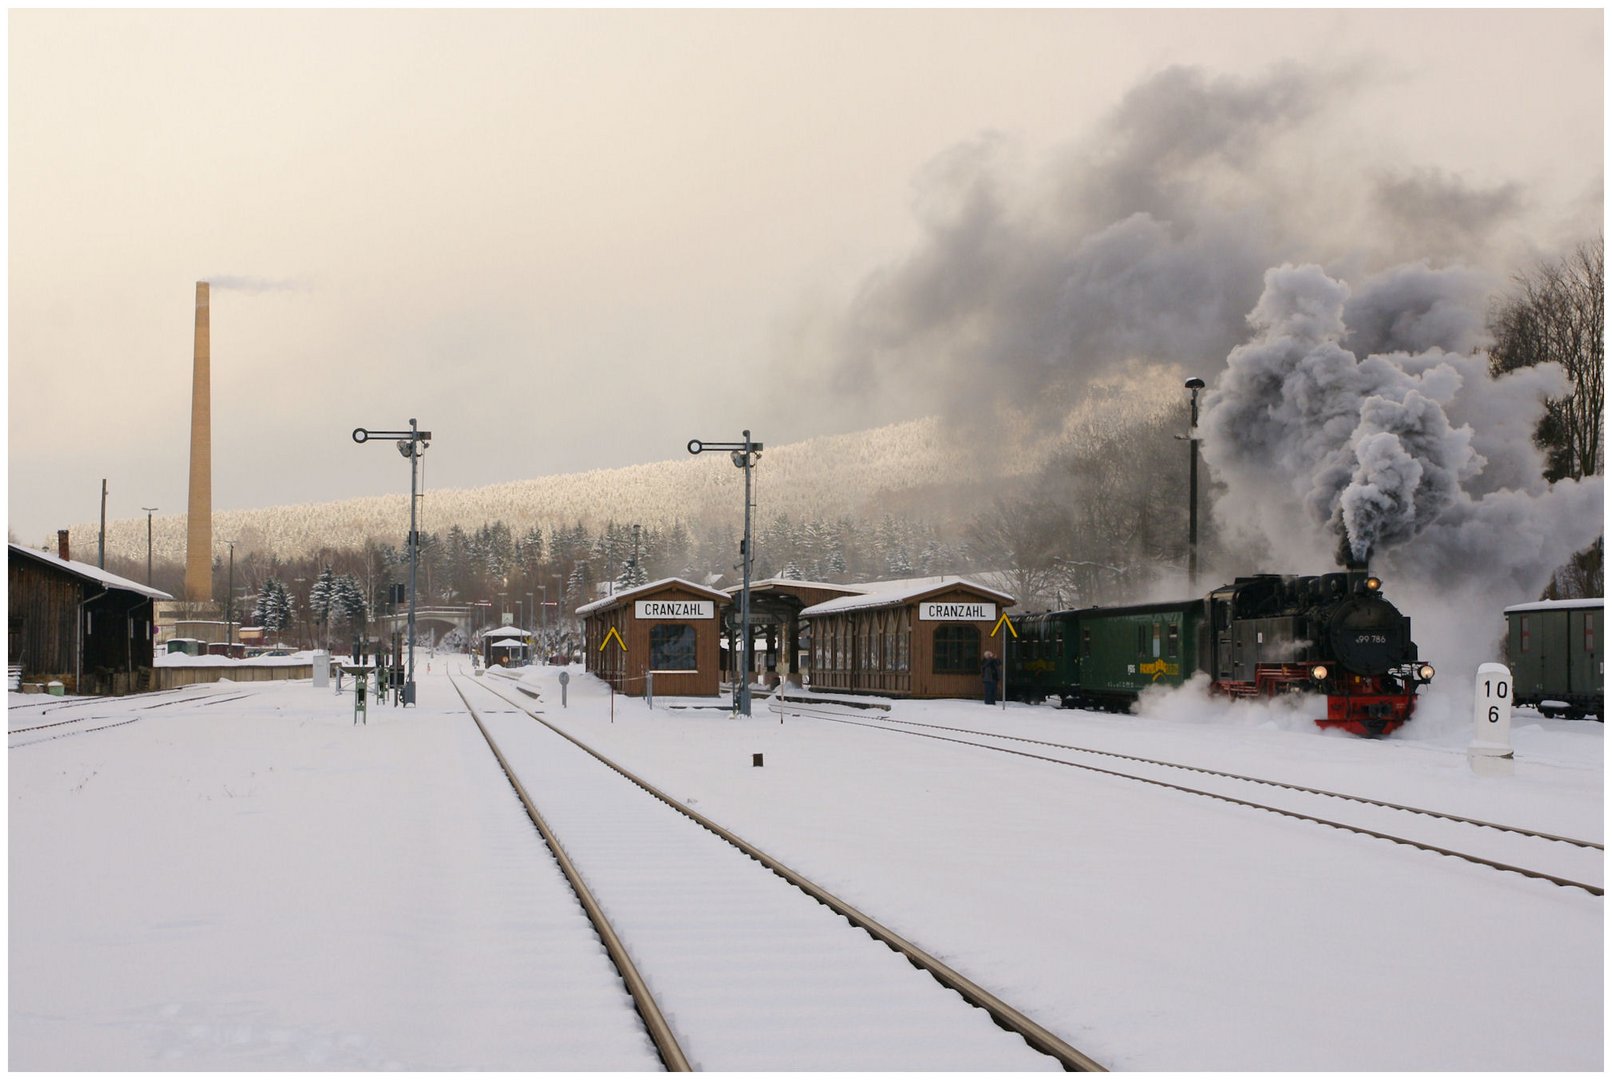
top-left (779, 700), bottom-right (1603, 851)
top-left (8, 716), bottom-right (143, 746)
top-left (803, 707), bottom-right (1602, 897)
top-left (9, 688), bottom-right (264, 744)
top-left (470, 673), bottom-right (1106, 1072)
top-left (449, 673), bottom-right (692, 1072)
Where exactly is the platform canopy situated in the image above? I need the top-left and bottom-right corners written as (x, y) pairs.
top-left (482, 625), bottom-right (527, 638)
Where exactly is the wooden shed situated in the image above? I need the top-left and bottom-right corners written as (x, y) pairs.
top-left (800, 577), bottom-right (1015, 699)
top-left (481, 625), bottom-right (531, 667)
top-left (579, 578), bottom-right (729, 697)
top-left (8, 539), bottom-right (173, 695)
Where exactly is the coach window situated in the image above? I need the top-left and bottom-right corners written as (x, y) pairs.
top-left (933, 624), bottom-right (980, 674)
top-left (1166, 622), bottom-right (1180, 659)
top-left (649, 623), bottom-right (697, 670)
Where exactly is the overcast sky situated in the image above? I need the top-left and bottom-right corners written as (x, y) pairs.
top-left (7, 8), bottom-right (1602, 548)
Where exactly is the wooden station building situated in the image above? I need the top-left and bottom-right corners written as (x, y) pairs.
top-left (799, 578), bottom-right (1015, 699)
top-left (721, 577), bottom-right (865, 685)
top-left (8, 536), bottom-right (173, 695)
top-left (579, 578), bottom-right (730, 697)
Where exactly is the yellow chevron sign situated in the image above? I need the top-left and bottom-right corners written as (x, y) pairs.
top-left (599, 626), bottom-right (627, 652)
top-left (1138, 659), bottom-right (1178, 680)
top-left (991, 612), bottom-right (1018, 639)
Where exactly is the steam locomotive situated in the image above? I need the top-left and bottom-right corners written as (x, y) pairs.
top-left (1007, 568), bottom-right (1435, 737)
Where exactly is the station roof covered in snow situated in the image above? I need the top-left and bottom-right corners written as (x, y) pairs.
top-left (8, 543), bottom-right (173, 602)
top-left (574, 577), bottom-right (728, 617)
top-left (481, 625), bottom-right (529, 638)
top-left (799, 577), bottom-right (1013, 618)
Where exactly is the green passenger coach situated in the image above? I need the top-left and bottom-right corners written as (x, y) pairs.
top-left (1504, 598), bottom-right (1602, 720)
top-left (1008, 600), bottom-right (1204, 710)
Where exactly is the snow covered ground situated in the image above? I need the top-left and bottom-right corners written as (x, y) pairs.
top-left (8, 658), bottom-right (1603, 1070)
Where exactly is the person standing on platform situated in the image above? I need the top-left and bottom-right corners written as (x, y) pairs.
top-left (981, 650), bottom-right (1001, 706)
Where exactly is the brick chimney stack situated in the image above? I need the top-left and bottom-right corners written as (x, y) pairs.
top-left (57, 530), bottom-right (69, 562)
top-left (185, 282), bottom-right (213, 602)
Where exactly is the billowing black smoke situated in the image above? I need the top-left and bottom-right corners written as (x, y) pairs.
top-left (818, 63), bottom-right (1531, 438)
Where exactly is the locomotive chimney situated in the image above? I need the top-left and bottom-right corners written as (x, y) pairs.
top-left (184, 281), bottom-right (213, 603)
top-left (1335, 531), bottom-right (1371, 572)
top-left (57, 529), bottom-right (69, 561)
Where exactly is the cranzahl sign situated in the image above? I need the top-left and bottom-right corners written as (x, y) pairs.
top-left (918, 602), bottom-right (996, 621)
top-left (635, 600), bottom-right (715, 619)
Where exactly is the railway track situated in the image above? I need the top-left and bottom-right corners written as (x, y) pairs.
top-left (450, 669), bottom-right (1104, 1072)
top-left (8, 687), bottom-right (260, 746)
top-left (767, 693), bottom-right (1604, 897)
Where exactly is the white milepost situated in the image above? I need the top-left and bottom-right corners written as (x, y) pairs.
top-left (1468, 662), bottom-right (1514, 776)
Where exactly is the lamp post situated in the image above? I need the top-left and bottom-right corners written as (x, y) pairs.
top-left (222, 539), bottom-right (237, 650)
top-left (352, 419), bottom-right (431, 705)
top-left (141, 506), bottom-right (158, 586)
top-left (1184, 378), bottom-right (1205, 592)
top-left (688, 431), bottom-right (762, 717)
top-left (551, 574), bottom-right (564, 658)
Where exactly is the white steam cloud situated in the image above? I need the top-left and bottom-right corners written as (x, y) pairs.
top-left (205, 275), bottom-right (311, 294)
top-left (1199, 263), bottom-right (1602, 718)
top-left (817, 63), bottom-right (1547, 440)
top-left (1200, 261), bottom-right (1600, 581)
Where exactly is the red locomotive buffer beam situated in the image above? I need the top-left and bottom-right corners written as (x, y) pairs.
top-left (1211, 665), bottom-right (1428, 738)
top-left (1314, 670), bottom-right (1428, 739)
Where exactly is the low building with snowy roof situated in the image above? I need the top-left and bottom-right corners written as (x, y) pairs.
top-left (798, 577), bottom-right (1016, 699)
top-left (480, 625), bottom-right (532, 667)
top-left (578, 578), bottom-right (730, 697)
top-left (719, 577), bottom-right (867, 685)
top-left (8, 533), bottom-right (173, 695)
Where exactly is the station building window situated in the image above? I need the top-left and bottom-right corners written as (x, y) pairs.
top-left (933, 624), bottom-right (980, 674)
top-left (650, 623), bottom-right (697, 670)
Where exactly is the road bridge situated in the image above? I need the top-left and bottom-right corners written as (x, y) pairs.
top-left (371, 605), bottom-right (480, 642)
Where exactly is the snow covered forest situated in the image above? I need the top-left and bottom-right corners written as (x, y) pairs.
top-left (70, 371), bottom-right (1208, 621)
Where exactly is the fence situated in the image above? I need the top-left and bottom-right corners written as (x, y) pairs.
top-left (154, 663), bottom-right (315, 690)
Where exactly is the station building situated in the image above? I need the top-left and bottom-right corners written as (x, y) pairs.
top-left (579, 578), bottom-right (730, 697)
top-left (798, 578), bottom-right (1015, 698)
top-left (720, 578), bottom-right (865, 685)
top-left (8, 536), bottom-right (173, 695)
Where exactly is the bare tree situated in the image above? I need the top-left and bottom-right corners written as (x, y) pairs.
top-left (1490, 236), bottom-right (1604, 481)
top-left (964, 493), bottom-right (1068, 610)
top-left (1490, 236), bottom-right (1603, 597)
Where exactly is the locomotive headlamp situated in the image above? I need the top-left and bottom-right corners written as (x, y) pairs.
top-left (1311, 664), bottom-right (1330, 682)
top-left (1365, 576), bottom-right (1382, 592)
top-left (1418, 663), bottom-right (1435, 681)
